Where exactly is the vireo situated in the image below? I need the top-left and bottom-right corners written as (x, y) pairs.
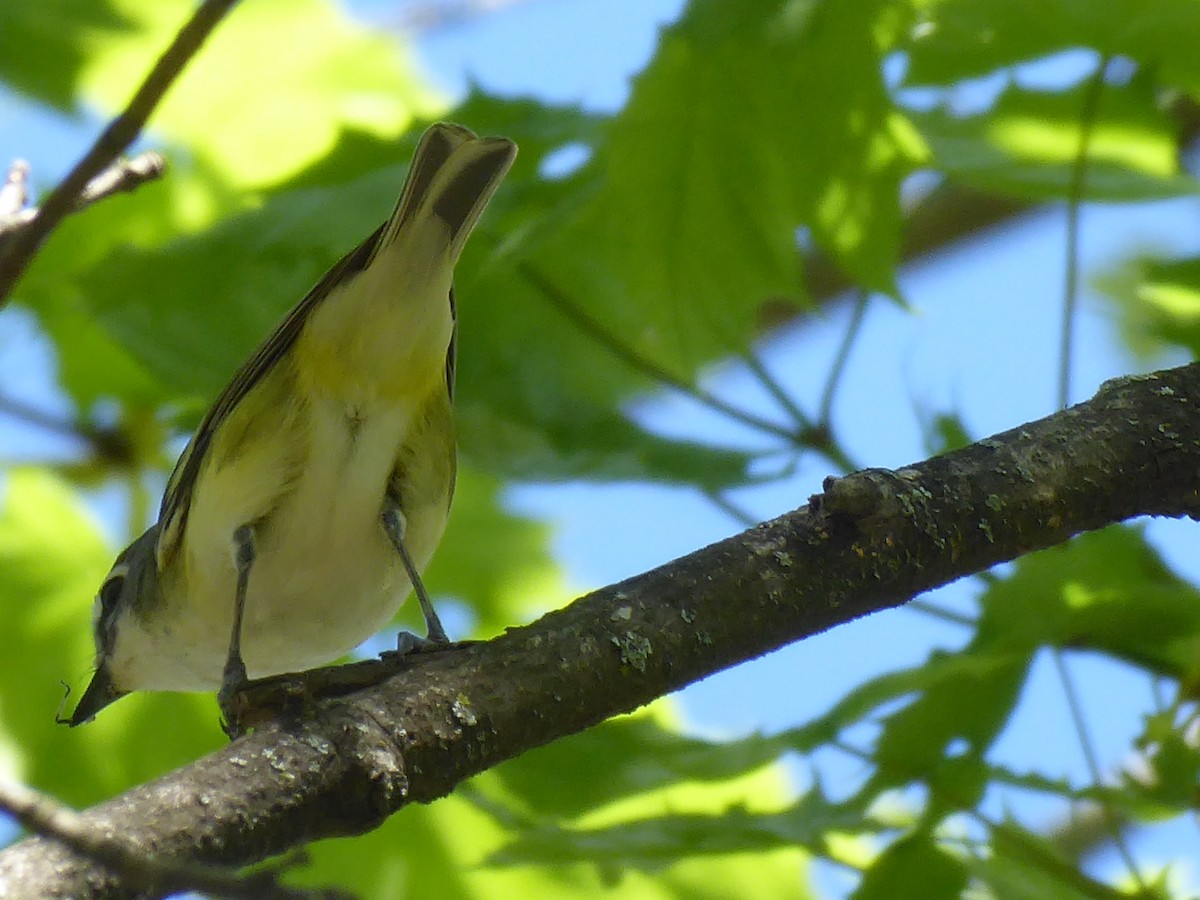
top-left (67, 123), bottom-right (517, 727)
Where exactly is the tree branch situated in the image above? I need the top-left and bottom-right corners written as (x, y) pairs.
top-left (0, 0), bottom-right (239, 305)
top-left (0, 153), bottom-right (167, 245)
top-left (0, 780), bottom-right (348, 900)
top-left (2, 362), bottom-right (1197, 898)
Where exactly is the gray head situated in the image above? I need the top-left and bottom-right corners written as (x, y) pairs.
top-left (66, 525), bottom-right (161, 725)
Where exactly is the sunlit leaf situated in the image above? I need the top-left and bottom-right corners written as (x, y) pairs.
top-left (780, 648), bottom-right (1024, 754)
top-left (490, 716), bottom-right (787, 818)
top-left (82, 0), bottom-right (440, 189)
top-left (977, 525), bottom-right (1200, 680)
top-left (1098, 254), bottom-right (1200, 360)
top-left (912, 81), bottom-right (1199, 201)
top-left (488, 789), bottom-right (833, 883)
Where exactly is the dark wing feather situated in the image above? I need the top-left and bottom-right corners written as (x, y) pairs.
top-left (446, 286), bottom-right (457, 402)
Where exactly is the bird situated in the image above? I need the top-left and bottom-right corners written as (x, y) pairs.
top-left (66, 122), bottom-right (517, 729)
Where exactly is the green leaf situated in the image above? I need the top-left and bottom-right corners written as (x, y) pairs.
top-left (908, 0), bottom-right (1200, 87)
top-left (1131, 708), bottom-right (1200, 812)
top-left (781, 648), bottom-right (1027, 754)
top-left (475, 710), bottom-right (813, 895)
top-left (923, 751), bottom-right (990, 819)
top-left (924, 411), bottom-right (974, 455)
top-left (912, 81), bottom-right (1199, 202)
top-left (78, 0), bottom-right (440, 190)
top-left (15, 0), bottom-right (439, 407)
top-left (841, 525), bottom-right (1200, 800)
top-left (969, 818), bottom-right (1151, 900)
top-left (489, 788), bottom-right (857, 876)
top-left (0, 0), bottom-right (131, 110)
top-left (444, 0), bottom-right (925, 485)
top-left (986, 762), bottom-right (1134, 807)
top-left (22, 1), bottom-right (906, 488)
top-left (490, 716), bottom-right (787, 819)
top-left (870, 650), bottom-right (1029, 788)
top-left (0, 471), bottom-right (109, 744)
top-left (1142, 728), bottom-right (1200, 809)
top-left (295, 791), bottom-right (810, 899)
top-left (853, 835), bottom-right (967, 900)
top-left (531, 0), bottom-right (922, 376)
top-left (977, 525), bottom-right (1200, 680)
top-left (1098, 254), bottom-right (1200, 360)
top-left (78, 164), bottom-right (402, 398)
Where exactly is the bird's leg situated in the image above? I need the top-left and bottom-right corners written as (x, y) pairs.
top-left (218, 523), bottom-right (256, 737)
top-left (381, 493), bottom-right (449, 653)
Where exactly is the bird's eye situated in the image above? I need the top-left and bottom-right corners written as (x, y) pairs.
top-left (91, 563), bottom-right (130, 654)
top-left (96, 563), bottom-right (129, 620)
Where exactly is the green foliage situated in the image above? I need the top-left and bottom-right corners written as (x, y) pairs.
top-left (293, 779), bottom-right (811, 900)
top-left (0, 0), bottom-right (132, 111)
top-left (1099, 254), bottom-right (1200, 359)
top-left (976, 527), bottom-right (1200, 679)
top-left (907, 0), bottom-right (1200, 87)
top-left (3, 0), bottom-right (1200, 897)
top-left (912, 80), bottom-right (1198, 201)
top-left (418, 466), bottom-right (563, 636)
top-left (853, 836), bottom-right (967, 900)
top-left (531, 0), bottom-right (921, 348)
top-left (491, 716), bottom-right (789, 819)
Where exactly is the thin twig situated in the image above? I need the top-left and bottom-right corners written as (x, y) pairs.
top-left (702, 488), bottom-right (757, 527)
top-left (1057, 60), bottom-right (1108, 411)
top-left (77, 151), bottom-right (166, 206)
top-left (0, 392), bottom-right (135, 467)
top-left (0, 393), bottom-right (89, 444)
top-left (818, 291), bottom-right (869, 426)
top-left (1052, 650), bottom-right (1148, 889)
top-left (738, 347), bottom-right (812, 430)
top-left (521, 265), bottom-right (864, 472)
top-left (906, 598), bottom-right (976, 628)
top-left (0, 154), bottom-right (166, 242)
top-left (1053, 55), bottom-right (1148, 893)
top-left (519, 262), bottom-right (802, 445)
top-left (0, 0), bottom-right (239, 304)
top-left (0, 779), bottom-right (351, 900)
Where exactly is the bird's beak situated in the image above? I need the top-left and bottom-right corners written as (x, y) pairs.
top-left (66, 663), bottom-right (127, 726)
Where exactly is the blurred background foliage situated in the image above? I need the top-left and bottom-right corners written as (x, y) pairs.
top-left (1, 0), bottom-right (1199, 897)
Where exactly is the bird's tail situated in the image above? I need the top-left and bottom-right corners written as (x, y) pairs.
top-left (371, 122), bottom-right (517, 269)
